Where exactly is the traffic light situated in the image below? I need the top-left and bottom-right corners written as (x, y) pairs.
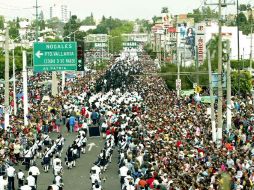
top-left (77, 45), bottom-right (84, 71)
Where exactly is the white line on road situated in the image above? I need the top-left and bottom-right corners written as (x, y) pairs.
top-left (88, 142), bottom-right (96, 151)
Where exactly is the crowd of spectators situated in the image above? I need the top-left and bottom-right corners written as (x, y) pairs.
top-left (1, 47), bottom-right (254, 190)
top-left (94, 52), bottom-right (254, 189)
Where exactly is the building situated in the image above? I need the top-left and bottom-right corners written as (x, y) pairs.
top-left (205, 21), bottom-right (254, 60)
top-left (150, 17), bottom-right (254, 66)
top-left (49, 0), bottom-right (69, 23)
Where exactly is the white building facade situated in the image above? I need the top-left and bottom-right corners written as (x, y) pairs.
top-left (205, 22), bottom-right (254, 60)
top-left (49, 0), bottom-right (69, 23)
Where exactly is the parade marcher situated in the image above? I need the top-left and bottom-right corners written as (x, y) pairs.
top-left (28, 163), bottom-right (40, 186)
top-left (54, 171), bottom-right (64, 190)
top-left (27, 172), bottom-right (36, 190)
top-left (17, 169), bottom-right (25, 188)
top-left (20, 181), bottom-right (32, 190)
top-left (6, 162), bottom-right (16, 190)
top-left (66, 146), bottom-right (74, 169)
top-left (55, 135), bottom-right (65, 157)
top-left (42, 148), bottom-right (51, 173)
top-left (53, 161), bottom-right (63, 176)
top-left (0, 175), bottom-right (8, 190)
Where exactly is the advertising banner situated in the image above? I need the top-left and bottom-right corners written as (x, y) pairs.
top-left (195, 23), bottom-right (206, 66)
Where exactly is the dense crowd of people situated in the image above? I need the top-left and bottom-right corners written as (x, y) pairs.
top-left (93, 51), bottom-right (254, 189)
top-left (0, 69), bottom-right (105, 189)
top-left (1, 46), bottom-right (254, 190)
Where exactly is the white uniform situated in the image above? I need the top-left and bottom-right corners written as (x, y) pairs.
top-left (27, 175), bottom-right (35, 187)
top-left (28, 166), bottom-right (40, 176)
top-left (20, 185), bottom-right (32, 190)
top-left (91, 165), bottom-right (101, 176)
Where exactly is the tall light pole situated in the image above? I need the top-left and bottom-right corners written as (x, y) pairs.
top-left (35, 0), bottom-right (39, 42)
top-left (4, 28), bottom-right (10, 128)
top-left (224, 40), bottom-right (231, 132)
top-left (65, 29), bottom-right (79, 42)
top-left (237, 0), bottom-right (240, 94)
top-left (12, 45), bottom-right (17, 116)
top-left (205, 0), bottom-right (234, 144)
top-left (250, 11), bottom-right (253, 71)
top-left (217, 0), bottom-right (223, 142)
top-left (208, 47), bottom-right (216, 142)
top-left (11, 36), bottom-right (21, 116)
top-left (23, 51), bottom-right (28, 126)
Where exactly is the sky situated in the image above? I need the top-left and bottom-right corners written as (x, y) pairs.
top-left (0, 0), bottom-right (252, 21)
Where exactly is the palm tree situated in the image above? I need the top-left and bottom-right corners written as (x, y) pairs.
top-left (161, 7), bottom-right (168, 14)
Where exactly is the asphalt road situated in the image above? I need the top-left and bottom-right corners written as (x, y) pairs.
top-left (12, 127), bottom-right (121, 190)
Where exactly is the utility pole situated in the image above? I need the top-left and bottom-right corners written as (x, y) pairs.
top-left (176, 53), bottom-right (181, 99)
top-left (217, 0), bottom-right (223, 143)
top-left (4, 28), bottom-right (10, 128)
top-left (23, 51), bottom-right (28, 126)
top-left (164, 29), bottom-right (167, 63)
top-left (205, 0), bottom-right (234, 144)
top-left (12, 47), bottom-right (17, 116)
top-left (208, 49), bottom-right (216, 142)
top-left (159, 33), bottom-right (162, 65)
top-left (250, 20), bottom-right (253, 70)
top-left (237, 0), bottom-right (240, 95)
top-left (35, 0), bottom-right (39, 42)
top-left (225, 40), bottom-right (231, 132)
top-left (52, 72), bottom-right (58, 96)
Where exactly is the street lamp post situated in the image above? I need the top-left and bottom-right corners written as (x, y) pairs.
top-left (12, 47), bottom-right (17, 116)
top-left (237, 0), bottom-right (240, 95)
top-left (11, 36), bottom-right (21, 116)
top-left (108, 36), bottom-right (120, 56)
top-left (64, 29), bottom-right (79, 42)
top-left (4, 28), bottom-right (10, 128)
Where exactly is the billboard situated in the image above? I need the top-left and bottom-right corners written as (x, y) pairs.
top-left (196, 36), bottom-right (205, 66)
top-left (195, 23), bottom-right (206, 66)
top-left (177, 23), bottom-right (195, 58)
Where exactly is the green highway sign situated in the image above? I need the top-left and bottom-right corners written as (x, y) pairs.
top-left (33, 42), bottom-right (77, 72)
top-left (94, 42), bottom-right (107, 48)
top-left (122, 41), bottom-right (138, 48)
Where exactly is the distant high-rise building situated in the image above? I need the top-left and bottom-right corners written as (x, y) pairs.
top-left (61, 5), bottom-right (68, 23)
top-left (49, 0), bottom-right (69, 23)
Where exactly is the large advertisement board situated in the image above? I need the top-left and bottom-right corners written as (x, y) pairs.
top-left (177, 23), bottom-right (195, 59)
top-left (195, 23), bottom-right (206, 66)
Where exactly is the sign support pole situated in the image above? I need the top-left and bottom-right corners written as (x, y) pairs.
top-left (52, 71), bottom-right (58, 96)
top-left (23, 51), bottom-right (28, 126)
top-left (62, 71), bottom-right (65, 92)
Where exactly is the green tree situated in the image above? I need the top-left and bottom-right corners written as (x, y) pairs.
top-left (231, 71), bottom-right (252, 95)
top-left (161, 7), bottom-right (168, 13)
top-left (81, 13), bottom-right (96, 25)
top-left (137, 19), bottom-right (152, 33)
top-left (239, 4), bottom-right (247, 11)
top-left (160, 63), bottom-right (194, 90)
top-left (8, 18), bottom-right (20, 39)
top-left (229, 4), bottom-right (253, 35)
top-left (46, 17), bottom-right (64, 36)
top-left (187, 7), bottom-right (218, 23)
top-left (0, 15), bottom-right (4, 30)
top-left (63, 15), bottom-right (82, 41)
top-left (0, 46), bottom-right (32, 79)
top-left (206, 36), bottom-right (252, 94)
top-left (39, 20), bottom-right (46, 30)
